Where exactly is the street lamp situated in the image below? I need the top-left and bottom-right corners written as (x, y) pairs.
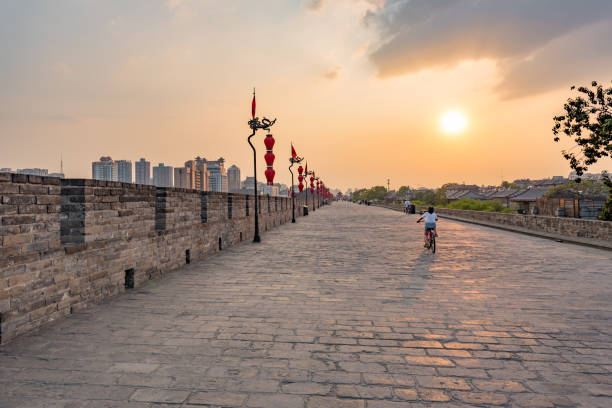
top-left (314, 176), bottom-right (320, 209)
top-left (297, 163), bottom-right (305, 216)
top-left (289, 147), bottom-right (303, 223)
top-left (310, 171), bottom-right (316, 212)
top-left (247, 90), bottom-right (276, 243)
top-left (302, 164), bottom-right (312, 213)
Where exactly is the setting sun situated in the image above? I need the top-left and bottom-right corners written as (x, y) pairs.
top-left (440, 111), bottom-right (468, 134)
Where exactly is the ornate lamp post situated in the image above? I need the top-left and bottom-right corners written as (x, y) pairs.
top-left (314, 176), bottom-right (320, 208)
top-left (247, 90), bottom-right (276, 243)
top-left (289, 145), bottom-right (303, 223)
top-left (302, 163), bottom-right (312, 212)
top-left (297, 163), bottom-right (305, 216)
top-left (310, 172), bottom-right (315, 212)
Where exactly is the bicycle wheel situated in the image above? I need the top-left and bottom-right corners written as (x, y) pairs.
top-left (430, 234), bottom-right (436, 253)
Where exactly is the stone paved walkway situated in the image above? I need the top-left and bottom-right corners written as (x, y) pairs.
top-left (1, 202), bottom-right (611, 407)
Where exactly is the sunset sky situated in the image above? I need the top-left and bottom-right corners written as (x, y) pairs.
top-left (1, 0), bottom-right (611, 191)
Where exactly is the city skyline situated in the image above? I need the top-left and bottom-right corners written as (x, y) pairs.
top-left (1, 1), bottom-right (611, 190)
top-left (84, 154), bottom-right (292, 195)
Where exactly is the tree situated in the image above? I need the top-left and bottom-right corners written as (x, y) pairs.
top-left (367, 186), bottom-right (387, 201)
top-left (434, 183), bottom-right (458, 206)
top-left (397, 186), bottom-right (410, 197)
top-left (501, 181), bottom-right (521, 189)
top-left (600, 173), bottom-right (612, 221)
top-left (412, 189), bottom-right (436, 205)
top-left (544, 180), bottom-right (607, 198)
top-left (553, 81), bottom-right (612, 178)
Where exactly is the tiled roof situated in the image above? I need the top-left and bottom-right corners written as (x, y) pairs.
top-left (509, 188), bottom-right (549, 202)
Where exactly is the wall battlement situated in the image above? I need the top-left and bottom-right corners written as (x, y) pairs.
top-left (375, 202), bottom-right (611, 249)
top-left (0, 172), bottom-right (315, 343)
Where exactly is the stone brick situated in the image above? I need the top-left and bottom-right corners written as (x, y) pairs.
top-left (307, 397), bottom-right (365, 408)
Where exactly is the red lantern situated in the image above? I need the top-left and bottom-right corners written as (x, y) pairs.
top-left (298, 182), bottom-right (304, 192)
top-left (298, 165), bottom-right (303, 175)
top-left (310, 188), bottom-right (314, 194)
top-left (265, 168), bottom-right (275, 185)
top-left (264, 152), bottom-right (275, 166)
top-left (264, 134), bottom-right (275, 185)
top-left (264, 134), bottom-right (275, 150)
top-left (298, 175), bottom-right (304, 183)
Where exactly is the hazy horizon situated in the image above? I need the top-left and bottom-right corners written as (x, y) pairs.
top-left (1, 0), bottom-right (611, 191)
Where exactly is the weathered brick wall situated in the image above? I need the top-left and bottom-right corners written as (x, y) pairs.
top-left (0, 173), bottom-right (320, 343)
top-left (375, 203), bottom-right (611, 249)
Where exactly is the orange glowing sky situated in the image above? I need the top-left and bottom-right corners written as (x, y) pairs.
top-left (1, 0), bottom-right (611, 191)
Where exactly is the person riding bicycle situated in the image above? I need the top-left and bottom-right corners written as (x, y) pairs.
top-left (417, 206), bottom-right (438, 246)
top-left (403, 199), bottom-right (411, 213)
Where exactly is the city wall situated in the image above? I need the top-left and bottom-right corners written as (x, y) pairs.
top-left (375, 203), bottom-right (611, 250)
top-left (0, 173), bottom-right (318, 343)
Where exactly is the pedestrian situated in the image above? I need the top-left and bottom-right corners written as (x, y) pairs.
top-left (404, 198), bottom-right (411, 214)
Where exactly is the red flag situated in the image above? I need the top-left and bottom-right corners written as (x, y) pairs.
top-left (291, 144), bottom-right (297, 158)
top-left (251, 90), bottom-right (256, 118)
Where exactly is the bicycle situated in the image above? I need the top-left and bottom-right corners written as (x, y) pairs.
top-left (417, 218), bottom-right (436, 253)
top-left (425, 227), bottom-right (436, 253)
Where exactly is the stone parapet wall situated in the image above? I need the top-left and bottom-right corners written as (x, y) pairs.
top-left (374, 202), bottom-right (611, 249)
top-left (0, 173), bottom-right (318, 343)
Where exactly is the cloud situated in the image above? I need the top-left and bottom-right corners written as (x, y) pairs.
top-left (322, 66), bottom-right (341, 80)
top-left (305, 0), bottom-right (324, 11)
top-left (367, 0), bottom-right (612, 96)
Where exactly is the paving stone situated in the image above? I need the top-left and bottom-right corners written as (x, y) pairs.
top-left (307, 396), bottom-right (365, 408)
top-left (418, 388), bottom-right (450, 402)
top-left (416, 376), bottom-right (471, 391)
top-left (281, 382), bottom-right (332, 395)
top-left (188, 391), bottom-right (248, 406)
top-left (129, 388), bottom-right (190, 403)
top-left (403, 356), bottom-right (454, 367)
top-left (246, 393), bottom-right (304, 408)
top-left (452, 391), bottom-right (508, 405)
top-left (393, 388), bottom-right (418, 400)
top-left (336, 384), bottom-right (393, 399)
top-left (2, 202), bottom-right (611, 406)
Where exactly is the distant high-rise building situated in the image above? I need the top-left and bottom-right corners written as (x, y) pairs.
top-left (48, 173), bottom-right (64, 178)
top-left (0, 168), bottom-right (12, 173)
top-left (207, 157), bottom-right (228, 193)
top-left (228, 165), bottom-right (241, 192)
top-left (174, 167), bottom-right (186, 188)
top-left (135, 158), bottom-right (151, 185)
top-left (194, 156), bottom-right (209, 191)
top-left (182, 160), bottom-right (198, 189)
top-left (242, 177), bottom-right (266, 195)
top-left (174, 165), bottom-right (197, 189)
top-left (17, 168), bottom-right (48, 176)
top-left (92, 157), bottom-right (118, 181)
top-left (152, 163), bottom-right (173, 187)
top-left (116, 160), bottom-right (132, 183)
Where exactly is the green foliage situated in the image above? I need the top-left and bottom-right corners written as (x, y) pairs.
top-left (352, 186), bottom-right (387, 202)
top-left (446, 198), bottom-right (514, 213)
top-left (434, 183), bottom-right (458, 206)
top-left (553, 81), bottom-right (612, 177)
top-left (397, 185), bottom-right (410, 196)
top-left (545, 180), bottom-right (607, 198)
top-left (600, 172), bottom-right (612, 221)
top-left (411, 189), bottom-right (436, 205)
top-left (411, 200), bottom-right (429, 206)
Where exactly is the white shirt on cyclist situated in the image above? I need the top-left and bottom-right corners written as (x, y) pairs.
top-left (404, 200), bottom-right (411, 207)
top-left (423, 212), bottom-right (437, 224)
